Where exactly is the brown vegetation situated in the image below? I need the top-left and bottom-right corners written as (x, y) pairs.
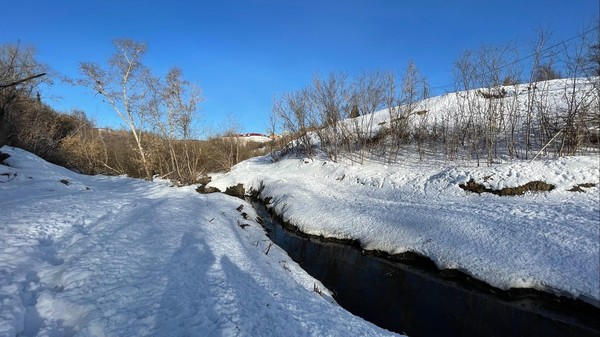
top-left (459, 179), bottom-right (555, 196)
top-left (567, 182), bottom-right (598, 192)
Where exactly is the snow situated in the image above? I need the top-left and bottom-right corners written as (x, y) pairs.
top-left (0, 147), bottom-right (398, 337)
top-left (240, 135), bottom-right (272, 143)
top-left (208, 78), bottom-right (600, 308)
top-left (210, 151), bottom-right (600, 306)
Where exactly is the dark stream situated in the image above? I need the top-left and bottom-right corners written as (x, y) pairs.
top-left (249, 199), bottom-right (600, 337)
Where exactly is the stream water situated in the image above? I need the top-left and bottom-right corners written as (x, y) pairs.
top-left (249, 199), bottom-right (600, 337)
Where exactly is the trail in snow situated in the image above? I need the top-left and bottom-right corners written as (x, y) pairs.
top-left (0, 147), bottom-right (399, 337)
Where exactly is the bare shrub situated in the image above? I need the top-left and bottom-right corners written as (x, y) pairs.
top-left (60, 119), bottom-right (109, 175)
top-left (273, 88), bottom-right (317, 158)
top-left (557, 27), bottom-right (599, 155)
top-left (388, 61), bottom-right (428, 163)
top-left (3, 98), bottom-right (85, 166)
top-left (348, 70), bottom-right (388, 163)
top-left (0, 43), bottom-right (49, 147)
top-left (310, 72), bottom-right (349, 162)
top-left (203, 133), bottom-right (269, 172)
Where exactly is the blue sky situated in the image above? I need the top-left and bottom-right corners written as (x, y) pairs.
top-left (2, 0), bottom-right (598, 135)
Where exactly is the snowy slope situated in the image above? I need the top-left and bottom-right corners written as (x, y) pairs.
top-left (347, 77), bottom-right (599, 133)
top-left (0, 147), bottom-right (399, 337)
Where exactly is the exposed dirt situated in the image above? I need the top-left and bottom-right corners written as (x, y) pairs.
top-left (459, 179), bottom-right (555, 196)
top-left (567, 183), bottom-right (598, 192)
top-left (197, 175), bottom-right (212, 186)
top-left (196, 185), bottom-right (220, 194)
top-left (224, 183), bottom-right (246, 198)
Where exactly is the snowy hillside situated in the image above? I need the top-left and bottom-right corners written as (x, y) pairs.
top-left (0, 147), bottom-right (398, 337)
top-left (338, 77), bottom-right (598, 133)
top-left (209, 78), bottom-right (600, 307)
top-left (282, 77), bottom-right (599, 166)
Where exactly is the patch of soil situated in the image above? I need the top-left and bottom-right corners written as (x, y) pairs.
top-left (197, 175), bottom-right (211, 186)
top-left (196, 185), bottom-right (220, 194)
top-left (224, 183), bottom-right (246, 198)
top-left (568, 183), bottom-right (597, 192)
top-left (459, 179), bottom-right (555, 196)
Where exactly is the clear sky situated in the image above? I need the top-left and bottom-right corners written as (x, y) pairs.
top-left (2, 0), bottom-right (598, 135)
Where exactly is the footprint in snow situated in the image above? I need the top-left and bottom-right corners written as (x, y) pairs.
top-left (37, 238), bottom-right (65, 266)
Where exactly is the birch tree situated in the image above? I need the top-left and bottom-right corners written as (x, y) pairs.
top-left (79, 39), bottom-right (154, 180)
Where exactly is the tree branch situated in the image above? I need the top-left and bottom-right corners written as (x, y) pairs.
top-left (0, 72), bottom-right (46, 89)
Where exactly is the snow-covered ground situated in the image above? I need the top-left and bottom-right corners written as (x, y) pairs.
top-left (0, 146), bottom-right (399, 337)
top-left (209, 150), bottom-right (600, 307)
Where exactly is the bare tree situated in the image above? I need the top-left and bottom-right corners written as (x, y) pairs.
top-left (145, 67), bottom-right (203, 183)
top-left (79, 39), bottom-right (155, 180)
top-left (476, 44), bottom-right (518, 165)
top-left (525, 28), bottom-right (555, 159)
top-left (162, 68), bottom-right (202, 139)
top-left (586, 42), bottom-right (600, 77)
top-left (350, 70), bottom-right (388, 163)
top-left (273, 88), bottom-right (316, 157)
top-left (380, 71), bottom-right (397, 158)
top-left (453, 50), bottom-right (485, 164)
top-left (166, 68), bottom-right (203, 182)
top-left (388, 61), bottom-right (427, 163)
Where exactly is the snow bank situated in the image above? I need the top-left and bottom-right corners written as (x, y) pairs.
top-left (209, 152), bottom-right (600, 307)
top-left (0, 146), bottom-right (398, 337)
